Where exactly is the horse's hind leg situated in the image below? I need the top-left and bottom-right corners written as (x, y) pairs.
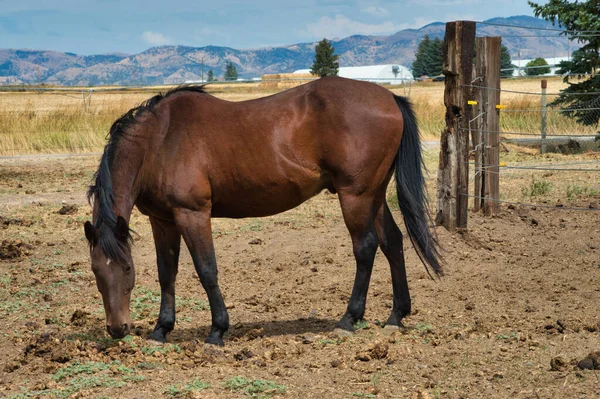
top-left (374, 200), bottom-right (411, 328)
top-left (174, 208), bottom-right (229, 346)
top-left (335, 193), bottom-right (379, 333)
top-left (148, 217), bottom-right (181, 343)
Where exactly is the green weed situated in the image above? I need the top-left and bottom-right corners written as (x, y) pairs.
top-left (354, 320), bottom-right (369, 331)
top-left (164, 379), bottom-right (210, 397)
top-left (522, 177), bottom-right (552, 198)
top-left (223, 376), bottom-right (286, 398)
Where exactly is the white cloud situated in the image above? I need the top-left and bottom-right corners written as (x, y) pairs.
top-left (397, 17), bottom-right (438, 30)
top-left (141, 31), bottom-right (172, 46)
top-left (304, 14), bottom-right (399, 39)
top-left (361, 5), bottom-right (389, 17)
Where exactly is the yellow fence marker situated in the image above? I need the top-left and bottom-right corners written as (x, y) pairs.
top-left (468, 100), bottom-right (478, 105)
top-left (496, 104), bottom-right (506, 109)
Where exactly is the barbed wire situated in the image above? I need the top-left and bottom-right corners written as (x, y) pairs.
top-left (475, 20), bottom-right (600, 34)
top-left (464, 161), bottom-right (600, 172)
top-left (463, 84), bottom-right (600, 96)
top-left (462, 128), bottom-right (599, 138)
top-left (502, 107), bottom-right (600, 113)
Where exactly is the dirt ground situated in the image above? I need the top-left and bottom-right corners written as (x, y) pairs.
top-left (0, 152), bottom-right (599, 399)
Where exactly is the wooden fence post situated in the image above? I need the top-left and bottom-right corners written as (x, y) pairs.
top-left (436, 21), bottom-right (476, 231)
top-left (541, 79), bottom-right (548, 154)
top-left (472, 36), bottom-right (501, 216)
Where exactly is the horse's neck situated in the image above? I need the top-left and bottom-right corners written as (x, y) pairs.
top-left (110, 142), bottom-right (145, 221)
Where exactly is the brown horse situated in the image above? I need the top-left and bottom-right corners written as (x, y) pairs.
top-left (84, 76), bottom-right (442, 345)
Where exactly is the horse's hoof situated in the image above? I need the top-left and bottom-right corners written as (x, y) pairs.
top-left (204, 335), bottom-right (224, 346)
top-left (147, 331), bottom-right (167, 344)
top-left (333, 327), bottom-right (354, 337)
top-left (382, 324), bottom-right (402, 335)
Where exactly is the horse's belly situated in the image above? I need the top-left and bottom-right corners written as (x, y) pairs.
top-left (211, 178), bottom-right (331, 218)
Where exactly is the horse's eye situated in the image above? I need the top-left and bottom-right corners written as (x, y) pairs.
top-left (125, 265), bottom-right (132, 274)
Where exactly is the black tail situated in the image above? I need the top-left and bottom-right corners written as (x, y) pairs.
top-left (393, 95), bottom-right (443, 277)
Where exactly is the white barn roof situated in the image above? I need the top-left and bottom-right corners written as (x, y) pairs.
top-left (294, 64), bottom-right (414, 83)
top-left (510, 56), bottom-right (570, 77)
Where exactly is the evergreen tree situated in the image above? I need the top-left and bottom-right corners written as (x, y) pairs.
top-left (207, 70), bottom-right (215, 82)
top-left (500, 45), bottom-right (515, 78)
top-left (224, 61), bottom-right (238, 81)
top-left (525, 57), bottom-right (551, 76)
top-left (529, 0), bottom-right (600, 131)
top-left (430, 37), bottom-right (444, 76)
top-left (310, 38), bottom-right (339, 77)
top-left (412, 35), bottom-right (433, 78)
top-left (412, 35), bottom-right (443, 78)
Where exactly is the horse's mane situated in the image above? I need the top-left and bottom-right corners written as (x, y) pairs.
top-left (87, 85), bottom-right (208, 262)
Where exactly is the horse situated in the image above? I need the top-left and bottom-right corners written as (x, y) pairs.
top-left (84, 76), bottom-right (442, 346)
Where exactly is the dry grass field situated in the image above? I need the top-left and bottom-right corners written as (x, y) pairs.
top-left (1, 76), bottom-right (597, 156)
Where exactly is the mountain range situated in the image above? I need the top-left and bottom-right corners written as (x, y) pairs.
top-left (0, 16), bottom-right (574, 86)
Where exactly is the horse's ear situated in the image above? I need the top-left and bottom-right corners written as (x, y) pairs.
top-left (115, 216), bottom-right (130, 242)
top-left (84, 221), bottom-right (97, 244)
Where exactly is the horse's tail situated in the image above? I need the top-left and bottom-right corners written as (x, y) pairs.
top-left (393, 95), bottom-right (443, 277)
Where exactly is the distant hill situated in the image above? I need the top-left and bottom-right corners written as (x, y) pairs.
top-left (0, 16), bottom-right (575, 86)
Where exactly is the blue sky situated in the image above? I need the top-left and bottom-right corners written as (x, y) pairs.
top-left (0, 0), bottom-right (540, 55)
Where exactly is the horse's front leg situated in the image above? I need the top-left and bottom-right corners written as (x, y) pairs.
top-left (174, 207), bottom-right (229, 346)
top-left (147, 217), bottom-right (181, 343)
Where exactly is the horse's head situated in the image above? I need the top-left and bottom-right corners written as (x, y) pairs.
top-left (84, 216), bottom-right (135, 339)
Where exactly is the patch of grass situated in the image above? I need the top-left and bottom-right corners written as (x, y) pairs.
top-left (140, 343), bottom-right (181, 356)
top-left (223, 376), bottom-right (286, 398)
top-left (54, 361), bottom-right (134, 381)
top-left (164, 378), bottom-right (210, 397)
top-left (352, 393), bottom-right (376, 399)
top-left (5, 360), bottom-right (147, 399)
top-left (566, 184), bottom-right (600, 200)
top-left (240, 219), bottom-right (263, 232)
top-left (0, 300), bottom-right (25, 314)
top-left (521, 177), bottom-right (552, 198)
top-left (415, 322), bottom-right (434, 333)
top-left (354, 320), bottom-right (369, 331)
top-left (131, 286), bottom-right (161, 320)
top-left (0, 274), bottom-right (12, 287)
top-left (178, 296), bottom-right (209, 312)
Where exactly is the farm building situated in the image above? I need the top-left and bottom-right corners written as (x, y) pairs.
top-left (293, 64), bottom-right (414, 84)
top-left (510, 56), bottom-right (570, 77)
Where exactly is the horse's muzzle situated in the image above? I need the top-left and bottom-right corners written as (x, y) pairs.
top-left (107, 323), bottom-right (130, 339)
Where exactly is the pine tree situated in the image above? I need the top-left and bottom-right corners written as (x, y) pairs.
top-left (412, 35), bottom-right (444, 78)
top-left (224, 61), bottom-right (238, 81)
top-left (207, 70), bottom-right (215, 82)
top-left (430, 37), bottom-right (444, 77)
top-left (412, 35), bottom-right (432, 78)
top-left (500, 45), bottom-right (515, 78)
top-left (529, 0), bottom-right (600, 132)
top-left (310, 38), bottom-right (339, 77)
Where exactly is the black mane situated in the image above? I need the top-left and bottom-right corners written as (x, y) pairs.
top-left (87, 85), bottom-right (208, 262)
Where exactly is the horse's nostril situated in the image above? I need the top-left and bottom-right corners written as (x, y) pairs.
top-left (106, 324), bottom-right (129, 339)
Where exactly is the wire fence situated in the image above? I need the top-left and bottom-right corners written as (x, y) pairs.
top-left (466, 21), bottom-right (600, 214)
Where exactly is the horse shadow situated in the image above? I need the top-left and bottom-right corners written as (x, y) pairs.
top-left (165, 317), bottom-right (337, 343)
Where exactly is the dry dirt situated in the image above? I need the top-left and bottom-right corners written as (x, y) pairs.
top-left (0, 153), bottom-right (599, 399)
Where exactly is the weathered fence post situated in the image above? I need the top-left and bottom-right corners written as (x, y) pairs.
top-left (541, 79), bottom-right (547, 154)
top-left (436, 21), bottom-right (476, 231)
top-left (472, 36), bottom-right (501, 216)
